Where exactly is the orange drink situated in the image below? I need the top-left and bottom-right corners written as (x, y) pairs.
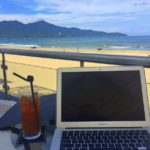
top-left (19, 86), bottom-right (41, 139)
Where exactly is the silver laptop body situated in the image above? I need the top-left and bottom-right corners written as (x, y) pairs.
top-left (50, 66), bottom-right (150, 150)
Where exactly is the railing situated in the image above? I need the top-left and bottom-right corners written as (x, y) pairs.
top-left (0, 48), bottom-right (150, 100)
top-left (1, 48), bottom-right (150, 67)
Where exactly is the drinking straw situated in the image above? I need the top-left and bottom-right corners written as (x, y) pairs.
top-left (13, 73), bottom-right (35, 102)
top-left (13, 72), bottom-right (39, 130)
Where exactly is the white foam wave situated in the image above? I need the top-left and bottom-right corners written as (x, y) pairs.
top-left (105, 45), bottom-right (150, 50)
top-left (0, 43), bottom-right (40, 48)
top-left (106, 45), bottom-right (131, 49)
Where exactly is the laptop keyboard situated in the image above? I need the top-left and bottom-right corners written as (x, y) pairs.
top-left (60, 130), bottom-right (150, 150)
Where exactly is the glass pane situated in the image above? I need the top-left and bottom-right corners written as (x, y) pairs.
top-left (6, 61), bottom-right (56, 97)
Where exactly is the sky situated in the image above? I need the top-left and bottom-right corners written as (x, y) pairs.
top-left (0, 0), bottom-right (150, 36)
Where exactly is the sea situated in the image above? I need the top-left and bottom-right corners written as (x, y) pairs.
top-left (0, 35), bottom-right (150, 51)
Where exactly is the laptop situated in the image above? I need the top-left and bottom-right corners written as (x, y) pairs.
top-left (50, 66), bottom-right (150, 150)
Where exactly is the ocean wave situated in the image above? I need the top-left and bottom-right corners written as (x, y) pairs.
top-left (0, 43), bottom-right (40, 48)
top-left (105, 45), bottom-right (132, 49)
top-left (103, 45), bottom-right (150, 50)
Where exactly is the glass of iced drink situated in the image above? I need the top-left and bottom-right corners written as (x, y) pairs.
top-left (18, 86), bottom-right (41, 140)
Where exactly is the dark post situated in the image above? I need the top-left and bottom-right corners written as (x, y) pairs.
top-left (80, 61), bottom-right (84, 67)
top-left (1, 50), bottom-right (9, 99)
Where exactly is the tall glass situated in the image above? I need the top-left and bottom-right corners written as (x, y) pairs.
top-left (18, 86), bottom-right (41, 140)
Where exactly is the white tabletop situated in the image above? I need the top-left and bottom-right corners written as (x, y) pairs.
top-left (0, 130), bottom-right (53, 150)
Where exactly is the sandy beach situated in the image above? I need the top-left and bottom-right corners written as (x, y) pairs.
top-left (0, 45), bottom-right (150, 106)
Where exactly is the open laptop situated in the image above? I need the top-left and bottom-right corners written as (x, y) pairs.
top-left (50, 66), bottom-right (150, 150)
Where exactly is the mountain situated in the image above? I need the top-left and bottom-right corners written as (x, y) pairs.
top-left (0, 20), bottom-right (127, 38)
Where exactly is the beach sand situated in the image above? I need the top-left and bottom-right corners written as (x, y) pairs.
top-left (0, 46), bottom-right (150, 106)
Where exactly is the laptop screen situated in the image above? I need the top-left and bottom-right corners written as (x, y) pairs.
top-left (61, 70), bottom-right (145, 122)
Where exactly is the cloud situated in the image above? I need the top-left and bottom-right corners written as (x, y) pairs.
top-left (33, 0), bottom-right (150, 15)
top-left (1, 0), bottom-right (150, 21)
top-left (0, 0), bottom-right (150, 35)
top-left (134, 1), bottom-right (150, 6)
